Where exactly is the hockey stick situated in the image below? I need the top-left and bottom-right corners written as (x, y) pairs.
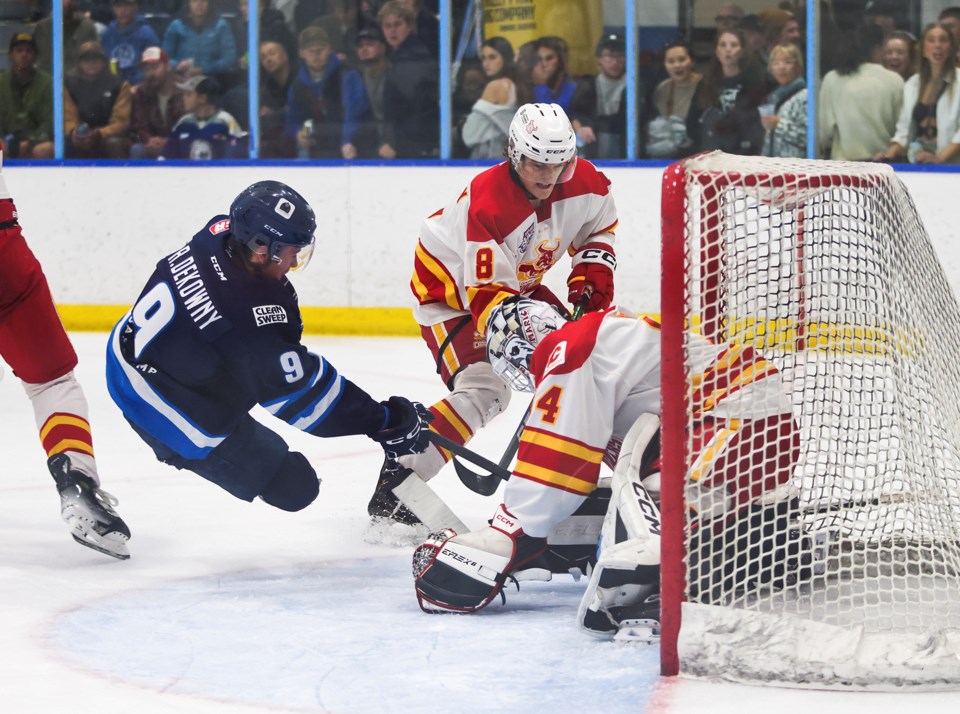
top-left (425, 430), bottom-right (511, 495)
top-left (449, 292), bottom-right (594, 496)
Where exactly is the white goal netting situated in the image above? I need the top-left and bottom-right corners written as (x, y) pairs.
top-left (662, 152), bottom-right (960, 689)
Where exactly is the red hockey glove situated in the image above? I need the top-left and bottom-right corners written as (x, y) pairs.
top-left (567, 243), bottom-right (616, 312)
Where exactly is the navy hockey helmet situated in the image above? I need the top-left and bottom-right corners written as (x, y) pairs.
top-left (486, 296), bottom-right (568, 392)
top-left (229, 180), bottom-right (317, 272)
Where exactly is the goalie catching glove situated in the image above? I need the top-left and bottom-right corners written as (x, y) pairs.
top-left (370, 396), bottom-right (434, 460)
top-left (412, 504), bottom-right (547, 613)
top-left (567, 242), bottom-right (616, 312)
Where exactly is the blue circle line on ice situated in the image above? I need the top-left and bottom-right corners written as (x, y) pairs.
top-left (48, 555), bottom-right (660, 713)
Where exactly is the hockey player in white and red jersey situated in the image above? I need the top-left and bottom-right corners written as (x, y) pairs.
top-left (412, 297), bottom-right (806, 639)
top-left (0, 137), bottom-right (131, 559)
top-left (368, 102), bottom-right (620, 527)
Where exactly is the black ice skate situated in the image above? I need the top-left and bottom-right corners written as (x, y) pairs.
top-left (367, 457), bottom-right (424, 527)
top-left (48, 453), bottom-right (131, 560)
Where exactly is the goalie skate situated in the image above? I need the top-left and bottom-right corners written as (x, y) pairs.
top-left (48, 454), bottom-right (130, 560)
top-left (613, 593), bottom-right (662, 644)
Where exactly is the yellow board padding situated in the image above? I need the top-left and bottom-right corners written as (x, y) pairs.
top-left (56, 305), bottom-right (423, 336)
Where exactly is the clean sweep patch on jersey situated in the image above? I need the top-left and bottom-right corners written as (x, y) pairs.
top-left (253, 305), bottom-right (288, 326)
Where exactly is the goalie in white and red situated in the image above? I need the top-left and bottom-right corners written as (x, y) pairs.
top-left (412, 297), bottom-right (810, 639)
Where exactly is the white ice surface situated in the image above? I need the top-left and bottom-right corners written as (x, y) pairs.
top-left (1, 334), bottom-right (959, 713)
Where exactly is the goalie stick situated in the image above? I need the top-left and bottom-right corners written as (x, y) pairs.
top-left (451, 292), bottom-right (593, 496)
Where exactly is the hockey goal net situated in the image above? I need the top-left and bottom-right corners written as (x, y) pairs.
top-left (660, 152), bottom-right (960, 689)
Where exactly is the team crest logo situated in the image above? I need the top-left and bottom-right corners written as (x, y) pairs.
top-left (253, 305), bottom-right (287, 326)
top-left (209, 219), bottom-right (230, 234)
top-left (543, 341), bottom-right (567, 376)
top-left (518, 237), bottom-right (561, 281)
top-left (526, 120), bottom-right (538, 134)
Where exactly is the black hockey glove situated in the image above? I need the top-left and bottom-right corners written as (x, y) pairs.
top-left (372, 396), bottom-right (434, 460)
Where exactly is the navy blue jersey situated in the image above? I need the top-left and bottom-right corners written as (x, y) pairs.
top-left (106, 216), bottom-right (387, 459)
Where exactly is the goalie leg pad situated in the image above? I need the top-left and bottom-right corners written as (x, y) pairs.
top-left (536, 486), bottom-right (610, 578)
top-left (579, 414), bottom-right (663, 637)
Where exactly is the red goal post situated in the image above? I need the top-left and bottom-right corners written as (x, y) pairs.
top-left (659, 152), bottom-right (960, 689)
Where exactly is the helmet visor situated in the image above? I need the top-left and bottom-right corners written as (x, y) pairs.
top-left (247, 235), bottom-right (315, 273)
top-left (282, 241), bottom-right (315, 272)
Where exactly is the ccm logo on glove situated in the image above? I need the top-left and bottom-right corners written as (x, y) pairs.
top-left (568, 242), bottom-right (616, 312)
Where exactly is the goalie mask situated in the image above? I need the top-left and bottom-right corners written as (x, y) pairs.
top-left (507, 103), bottom-right (577, 184)
top-left (486, 297), bottom-right (568, 392)
top-left (228, 180), bottom-right (317, 273)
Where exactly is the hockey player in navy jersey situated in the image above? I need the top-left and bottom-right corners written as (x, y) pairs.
top-left (106, 180), bottom-right (433, 513)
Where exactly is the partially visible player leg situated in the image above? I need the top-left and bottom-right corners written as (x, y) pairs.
top-left (369, 316), bottom-right (509, 527)
top-left (0, 229), bottom-right (131, 559)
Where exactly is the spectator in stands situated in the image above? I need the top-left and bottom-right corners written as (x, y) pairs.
top-left (378, 0), bottom-right (438, 159)
top-left (738, 14), bottom-right (766, 59)
top-left (0, 32), bottom-right (53, 159)
top-left (940, 7), bottom-right (960, 44)
top-left (533, 35), bottom-right (577, 112)
top-left (818, 24), bottom-right (902, 161)
top-left (715, 4), bottom-right (744, 34)
top-left (883, 31), bottom-right (917, 81)
top-left (939, 7), bottom-right (960, 63)
top-left (460, 36), bottom-right (527, 159)
top-left (647, 38), bottom-right (701, 159)
top-left (163, 0), bottom-right (238, 87)
top-left (230, 0), bottom-right (293, 79)
top-left (876, 22), bottom-right (960, 165)
top-left (130, 47), bottom-right (186, 159)
top-left (761, 44), bottom-right (806, 158)
top-left (161, 74), bottom-right (246, 159)
top-left (686, 29), bottom-right (767, 156)
top-left (757, 9), bottom-right (801, 65)
top-left (258, 35), bottom-right (296, 158)
top-left (569, 33), bottom-right (626, 159)
top-left (355, 24), bottom-right (391, 158)
top-left (101, 0), bottom-right (161, 86)
top-left (64, 41), bottom-right (132, 159)
top-left (34, 0), bottom-right (99, 76)
top-left (864, 0), bottom-right (897, 37)
top-left (311, 0), bottom-right (365, 63)
top-left (397, 0), bottom-right (438, 58)
top-left (286, 26), bottom-right (371, 160)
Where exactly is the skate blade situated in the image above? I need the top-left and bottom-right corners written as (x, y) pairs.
top-left (70, 532), bottom-right (130, 560)
top-left (364, 517), bottom-right (430, 547)
top-left (614, 618), bottom-right (661, 644)
top-left (63, 513), bottom-right (130, 560)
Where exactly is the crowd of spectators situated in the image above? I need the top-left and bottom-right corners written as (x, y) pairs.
top-left (4, 1), bottom-right (960, 163)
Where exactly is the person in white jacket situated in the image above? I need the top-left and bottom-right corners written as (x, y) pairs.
top-left (876, 22), bottom-right (960, 164)
top-left (460, 37), bottom-right (532, 159)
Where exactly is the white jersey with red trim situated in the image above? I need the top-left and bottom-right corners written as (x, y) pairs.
top-left (503, 307), bottom-right (795, 537)
top-left (410, 158), bottom-right (617, 332)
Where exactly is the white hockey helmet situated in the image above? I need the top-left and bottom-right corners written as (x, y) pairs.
top-left (486, 297), bottom-right (568, 392)
top-left (507, 103), bottom-right (578, 183)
